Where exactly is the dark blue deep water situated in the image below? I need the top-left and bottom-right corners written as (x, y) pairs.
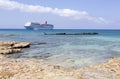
top-left (0, 29), bottom-right (120, 68)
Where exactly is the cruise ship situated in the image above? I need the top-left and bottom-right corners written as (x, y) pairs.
top-left (24, 21), bottom-right (54, 30)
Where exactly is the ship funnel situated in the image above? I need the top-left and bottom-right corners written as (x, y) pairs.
top-left (45, 21), bottom-right (47, 24)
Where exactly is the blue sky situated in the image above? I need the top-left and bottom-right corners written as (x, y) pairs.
top-left (0, 0), bottom-right (120, 29)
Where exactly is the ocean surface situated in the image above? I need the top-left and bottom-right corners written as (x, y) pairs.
top-left (0, 29), bottom-right (120, 68)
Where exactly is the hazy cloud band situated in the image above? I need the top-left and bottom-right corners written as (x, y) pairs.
top-left (0, 0), bottom-right (108, 23)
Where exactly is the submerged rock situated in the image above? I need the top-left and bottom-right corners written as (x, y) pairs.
top-left (0, 55), bottom-right (120, 79)
top-left (32, 41), bottom-right (47, 45)
top-left (0, 41), bottom-right (30, 54)
top-left (0, 34), bottom-right (15, 37)
top-left (0, 55), bottom-right (82, 79)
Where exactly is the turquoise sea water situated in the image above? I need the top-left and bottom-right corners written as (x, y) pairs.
top-left (0, 29), bottom-right (120, 68)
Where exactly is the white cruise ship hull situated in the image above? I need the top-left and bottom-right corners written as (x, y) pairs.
top-left (24, 21), bottom-right (54, 30)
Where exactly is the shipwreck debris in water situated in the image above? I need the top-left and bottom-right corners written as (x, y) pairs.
top-left (43, 32), bottom-right (98, 35)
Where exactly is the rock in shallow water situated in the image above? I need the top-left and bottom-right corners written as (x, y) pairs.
top-left (0, 55), bottom-right (120, 79)
top-left (0, 49), bottom-right (21, 54)
top-left (0, 41), bottom-right (30, 54)
top-left (0, 56), bottom-right (82, 79)
top-left (13, 42), bottom-right (30, 48)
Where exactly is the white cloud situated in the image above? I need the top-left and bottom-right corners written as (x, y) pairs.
top-left (0, 0), bottom-right (109, 23)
